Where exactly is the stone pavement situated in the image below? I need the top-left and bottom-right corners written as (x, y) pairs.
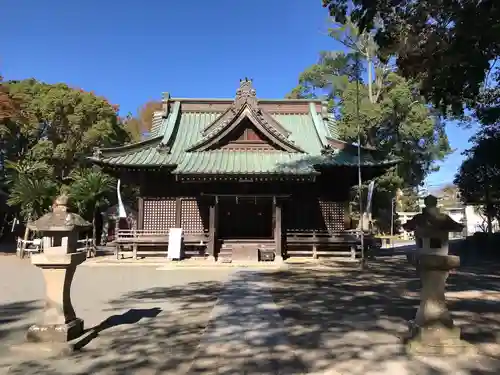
top-left (189, 270), bottom-right (307, 374)
top-left (185, 267), bottom-right (500, 375)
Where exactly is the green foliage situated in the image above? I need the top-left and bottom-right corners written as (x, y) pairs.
top-left (2, 79), bottom-right (129, 179)
top-left (286, 51), bottom-right (358, 101)
top-left (123, 100), bottom-right (162, 142)
top-left (0, 75), bottom-right (20, 122)
top-left (7, 177), bottom-right (58, 221)
top-left (454, 132), bottom-right (500, 221)
top-left (338, 73), bottom-right (450, 185)
top-left (322, 0), bottom-right (500, 117)
top-left (5, 160), bottom-right (58, 220)
top-left (320, 3), bottom-right (500, 227)
top-left (66, 168), bottom-right (116, 220)
top-left (0, 79), bottom-right (129, 228)
top-left (289, 19), bottom-right (451, 232)
top-left (397, 189), bottom-right (420, 212)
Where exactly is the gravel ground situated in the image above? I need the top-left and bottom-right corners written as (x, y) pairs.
top-left (0, 256), bottom-right (232, 375)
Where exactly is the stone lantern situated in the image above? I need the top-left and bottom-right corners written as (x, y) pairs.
top-left (26, 194), bottom-right (91, 344)
top-left (402, 195), bottom-right (471, 355)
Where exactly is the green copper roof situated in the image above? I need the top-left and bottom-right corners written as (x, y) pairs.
top-left (91, 99), bottom-right (396, 174)
top-left (173, 111), bottom-right (322, 174)
top-left (178, 150), bottom-right (316, 174)
top-left (90, 139), bottom-right (171, 166)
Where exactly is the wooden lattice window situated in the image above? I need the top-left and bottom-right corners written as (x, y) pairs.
top-left (143, 198), bottom-right (176, 231)
top-left (284, 198), bottom-right (324, 232)
top-left (181, 199), bottom-right (205, 234)
top-left (319, 200), bottom-right (345, 232)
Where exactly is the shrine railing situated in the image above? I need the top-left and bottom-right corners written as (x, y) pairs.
top-left (285, 230), bottom-right (360, 244)
top-left (285, 230), bottom-right (361, 259)
top-left (115, 229), bottom-right (209, 244)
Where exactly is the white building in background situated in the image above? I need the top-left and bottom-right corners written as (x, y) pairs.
top-left (396, 185), bottom-right (499, 239)
top-left (397, 211), bottom-right (419, 240)
top-left (397, 203), bottom-right (498, 240)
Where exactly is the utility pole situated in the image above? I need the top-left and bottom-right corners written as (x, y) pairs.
top-left (485, 181), bottom-right (493, 234)
top-left (355, 52), bottom-right (365, 268)
top-left (390, 197), bottom-right (395, 237)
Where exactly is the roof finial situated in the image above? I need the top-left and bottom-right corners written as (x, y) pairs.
top-left (235, 78), bottom-right (257, 107)
top-left (161, 92), bottom-right (170, 114)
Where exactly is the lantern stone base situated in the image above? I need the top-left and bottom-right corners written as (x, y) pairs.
top-left (405, 323), bottom-right (474, 356)
top-left (10, 341), bottom-right (76, 358)
top-left (28, 252), bottom-right (86, 344)
top-left (10, 324), bottom-right (97, 358)
top-left (404, 253), bottom-right (476, 356)
top-left (26, 318), bottom-right (84, 343)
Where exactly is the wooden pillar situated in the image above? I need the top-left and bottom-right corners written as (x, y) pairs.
top-left (207, 197), bottom-right (217, 261)
top-left (137, 197), bottom-right (144, 230)
top-left (274, 197), bottom-right (283, 262)
top-left (138, 171), bottom-right (146, 230)
top-left (344, 201), bottom-right (351, 230)
top-left (132, 244), bottom-right (138, 260)
top-left (312, 231), bottom-right (318, 259)
top-left (175, 198), bottom-right (182, 228)
top-left (350, 243), bottom-right (357, 260)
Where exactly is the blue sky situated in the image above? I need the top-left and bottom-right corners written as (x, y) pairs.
top-left (1, 0), bottom-right (471, 185)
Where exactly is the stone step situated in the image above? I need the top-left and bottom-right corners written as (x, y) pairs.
top-left (318, 251), bottom-right (356, 257)
top-left (323, 256), bottom-right (358, 262)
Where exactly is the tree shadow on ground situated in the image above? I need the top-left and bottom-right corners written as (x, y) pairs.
top-left (73, 307), bottom-right (162, 350)
top-left (261, 256), bottom-right (500, 375)
top-left (0, 241), bottom-right (16, 255)
top-left (0, 300), bottom-right (39, 342)
top-left (4, 281), bottom-right (225, 375)
top-left (4, 255), bottom-right (500, 375)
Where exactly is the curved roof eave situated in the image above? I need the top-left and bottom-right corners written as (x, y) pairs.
top-left (96, 136), bottom-right (163, 155)
top-left (87, 157), bottom-right (177, 169)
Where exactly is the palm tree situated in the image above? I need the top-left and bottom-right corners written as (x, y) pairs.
top-left (7, 174), bottom-right (59, 220)
top-left (5, 162), bottom-right (59, 257)
top-left (67, 168), bottom-right (115, 250)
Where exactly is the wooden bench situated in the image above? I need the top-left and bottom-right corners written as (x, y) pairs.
top-left (115, 229), bottom-right (209, 259)
top-left (285, 230), bottom-right (360, 259)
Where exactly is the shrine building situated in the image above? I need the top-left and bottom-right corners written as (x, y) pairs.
top-left (90, 78), bottom-right (396, 262)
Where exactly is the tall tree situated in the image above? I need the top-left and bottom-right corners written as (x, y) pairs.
top-left (397, 189), bottom-right (420, 212)
top-left (5, 159), bottom-right (59, 253)
top-left (123, 100), bottom-right (162, 142)
top-left (0, 75), bottom-right (19, 122)
top-left (454, 132), bottom-right (500, 232)
top-left (66, 168), bottom-right (116, 247)
top-left (289, 19), bottom-right (451, 232)
top-left (5, 159), bottom-right (58, 221)
top-left (0, 79), bottom-right (129, 242)
top-left (321, 0), bottom-right (500, 117)
top-left (3, 79), bottom-right (129, 180)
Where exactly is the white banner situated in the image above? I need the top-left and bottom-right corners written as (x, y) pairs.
top-left (117, 179), bottom-right (127, 218)
top-left (366, 180), bottom-right (375, 215)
